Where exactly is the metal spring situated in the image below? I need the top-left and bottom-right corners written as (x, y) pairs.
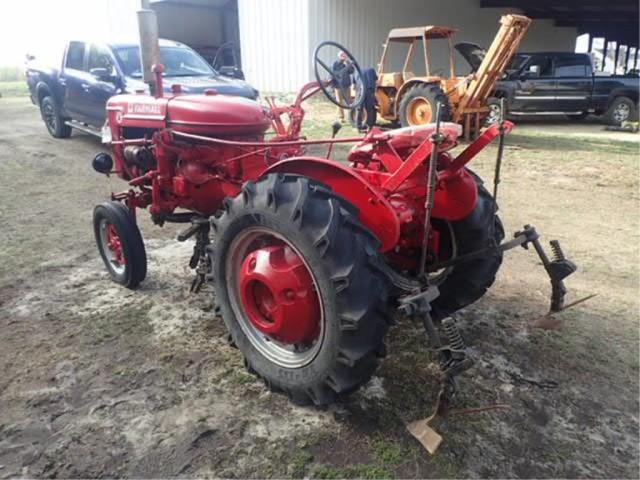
top-left (442, 317), bottom-right (465, 351)
top-left (550, 240), bottom-right (565, 262)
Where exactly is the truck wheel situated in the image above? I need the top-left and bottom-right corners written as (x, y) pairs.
top-left (210, 174), bottom-right (391, 405)
top-left (93, 201), bottom-right (147, 288)
top-left (604, 96), bottom-right (637, 125)
top-left (485, 97), bottom-right (503, 126)
top-left (40, 96), bottom-right (72, 138)
top-left (399, 83), bottom-right (451, 127)
top-left (431, 179), bottom-right (504, 320)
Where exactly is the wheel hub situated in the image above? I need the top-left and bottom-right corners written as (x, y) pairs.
top-left (408, 97), bottom-right (433, 125)
top-left (106, 223), bottom-right (125, 266)
top-left (239, 244), bottom-right (320, 344)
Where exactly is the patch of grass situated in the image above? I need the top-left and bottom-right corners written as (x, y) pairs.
top-left (112, 365), bottom-right (136, 377)
top-left (372, 438), bottom-right (404, 466)
top-left (289, 448), bottom-right (314, 477)
top-left (311, 463), bottom-right (393, 479)
top-left (0, 65), bottom-right (24, 81)
top-left (0, 80), bottom-right (29, 98)
top-left (508, 131), bottom-right (638, 156)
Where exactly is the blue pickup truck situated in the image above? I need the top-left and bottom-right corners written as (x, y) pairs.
top-left (26, 39), bottom-right (259, 138)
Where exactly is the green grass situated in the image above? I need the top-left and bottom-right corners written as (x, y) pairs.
top-left (372, 438), bottom-right (405, 466)
top-left (0, 80), bottom-right (29, 98)
top-left (311, 463), bottom-right (393, 479)
top-left (0, 65), bottom-right (24, 81)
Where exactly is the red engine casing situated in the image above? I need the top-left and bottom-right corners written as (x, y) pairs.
top-left (106, 92), bottom-right (284, 216)
top-left (106, 92), bottom-right (271, 136)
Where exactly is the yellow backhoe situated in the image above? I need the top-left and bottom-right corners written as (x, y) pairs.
top-left (374, 14), bottom-right (531, 138)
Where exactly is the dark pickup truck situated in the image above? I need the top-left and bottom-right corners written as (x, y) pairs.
top-left (487, 52), bottom-right (639, 125)
top-left (26, 39), bottom-right (259, 138)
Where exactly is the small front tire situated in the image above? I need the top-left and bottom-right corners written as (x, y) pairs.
top-left (93, 201), bottom-right (147, 288)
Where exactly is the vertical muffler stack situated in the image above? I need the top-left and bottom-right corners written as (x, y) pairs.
top-left (137, 6), bottom-right (162, 96)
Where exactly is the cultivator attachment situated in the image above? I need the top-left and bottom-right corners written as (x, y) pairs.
top-left (402, 106), bottom-right (592, 454)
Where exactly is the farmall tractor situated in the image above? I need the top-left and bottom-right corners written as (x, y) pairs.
top-left (92, 21), bottom-right (579, 442)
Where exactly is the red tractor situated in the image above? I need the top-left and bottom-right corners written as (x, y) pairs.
top-left (92, 41), bottom-right (577, 411)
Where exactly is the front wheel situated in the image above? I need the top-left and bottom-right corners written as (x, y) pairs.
top-left (40, 96), bottom-right (72, 138)
top-left (210, 174), bottom-right (391, 405)
top-left (93, 201), bottom-right (147, 288)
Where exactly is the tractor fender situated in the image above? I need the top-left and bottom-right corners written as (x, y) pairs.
top-left (263, 156), bottom-right (401, 252)
top-left (394, 79), bottom-right (439, 116)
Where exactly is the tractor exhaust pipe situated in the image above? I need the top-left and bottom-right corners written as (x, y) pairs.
top-left (137, 7), bottom-right (162, 97)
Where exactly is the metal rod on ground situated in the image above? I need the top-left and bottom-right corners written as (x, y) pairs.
top-left (418, 102), bottom-right (444, 280)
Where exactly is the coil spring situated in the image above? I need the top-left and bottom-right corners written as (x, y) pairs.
top-left (442, 317), bottom-right (465, 352)
top-left (550, 240), bottom-right (565, 262)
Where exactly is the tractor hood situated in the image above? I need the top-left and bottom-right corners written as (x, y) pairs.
top-left (454, 42), bottom-right (486, 72)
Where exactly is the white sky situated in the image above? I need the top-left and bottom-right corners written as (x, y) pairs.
top-left (0, 0), bottom-right (141, 67)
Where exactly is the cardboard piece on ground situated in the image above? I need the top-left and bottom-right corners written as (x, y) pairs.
top-left (406, 418), bottom-right (442, 454)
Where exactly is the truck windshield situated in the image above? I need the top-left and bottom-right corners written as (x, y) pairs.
top-left (507, 55), bottom-right (529, 72)
top-left (114, 46), bottom-right (215, 78)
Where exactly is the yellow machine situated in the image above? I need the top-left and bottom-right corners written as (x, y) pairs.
top-left (375, 14), bottom-right (531, 138)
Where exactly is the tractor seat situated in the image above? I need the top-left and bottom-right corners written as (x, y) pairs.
top-left (349, 122), bottom-right (461, 161)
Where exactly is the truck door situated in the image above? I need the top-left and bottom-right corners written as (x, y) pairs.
top-left (84, 44), bottom-right (119, 127)
top-left (59, 41), bottom-right (89, 122)
top-left (511, 55), bottom-right (555, 112)
top-left (553, 55), bottom-right (591, 114)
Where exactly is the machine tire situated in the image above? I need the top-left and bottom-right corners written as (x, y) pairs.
top-left (40, 96), bottom-right (72, 138)
top-left (93, 201), bottom-right (147, 288)
top-left (210, 173), bottom-right (391, 406)
top-left (485, 97), bottom-right (504, 126)
top-left (399, 83), bottom-right (451, 127)
top-left (604, 96), bottom-right (637, 125)
top-left (431, 178), bottom-right (504, 320)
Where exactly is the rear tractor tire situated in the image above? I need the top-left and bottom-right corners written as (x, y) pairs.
top-left (93, 201), bottom-right (147, 288)
top-left (430, 178), bottom-right (505, 320)
top-left (210, 173), bottom-right (391, 406)
top-left (399, 83), bottom-right (451, 127)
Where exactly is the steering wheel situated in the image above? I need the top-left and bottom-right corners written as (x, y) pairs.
top-left (313, 41), bottom-right (364, 110)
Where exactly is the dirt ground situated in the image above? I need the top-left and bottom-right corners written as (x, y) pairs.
top-left (0, 96), bottom-right (639, 479)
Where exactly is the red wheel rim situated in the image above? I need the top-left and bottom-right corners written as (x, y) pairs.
top-left (226, 227), bottom-right (323, 368)
top-left (99, 220), bottom-right (126, 274)
top-left (106, 224), bottom-right (126, 266)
